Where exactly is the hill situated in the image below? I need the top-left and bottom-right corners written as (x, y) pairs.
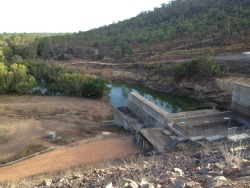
top-left (0, 0), bottom-right (249, 62)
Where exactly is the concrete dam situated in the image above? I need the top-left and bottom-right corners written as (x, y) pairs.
top-left (114, 82), bottom-right (250, 153)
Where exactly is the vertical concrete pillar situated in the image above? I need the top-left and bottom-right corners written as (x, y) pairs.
top-left (231, 83), bottom-right (250, 117)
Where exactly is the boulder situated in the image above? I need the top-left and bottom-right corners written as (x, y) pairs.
top-left (238, 176), bottom-right (250, 181)
top-left (186, 181), bottom-right (201, 188)
top-left (123, 178), bottom-right (138, 188)
top-left (169, 178), bottom-right (186, 188)
top-left (198, 167), bottom-right (210, 174)
top-left (140, 179), bottom-right (155, 188)
top-left (173, 168), bottom-right (183, 176)
top-left (213, 163), bottom-right (224, 170)
top-left (237, 166), bottom-right (250, 177)
top-left (223, 165), bottom-right (241, 175)
top-left (191, 159), bottom-right (200, 166)
top-left (207, 170), bottom-right (223, 176)
top-left (106, 182), bottom-right (113, 188)
top-left (206, 176), bottom-right (227, 188)
top-left (42, 179), bottom-right (52, 187)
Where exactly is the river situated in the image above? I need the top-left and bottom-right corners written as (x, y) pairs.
top-left (108, 82), bottom-right (205, 113)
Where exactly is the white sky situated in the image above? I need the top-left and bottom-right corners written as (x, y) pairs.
top-left (1, 0), bottom-right (170, 33)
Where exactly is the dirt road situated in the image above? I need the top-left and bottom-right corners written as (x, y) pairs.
top-left (0, 137), bottom-right (139, 181)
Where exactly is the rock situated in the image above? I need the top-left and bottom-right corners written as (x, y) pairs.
top-left (193, 152), bottom-right (202, 159)
top-left (118, 167), bottom-right (127, 171)
top-left (191, 159), bottom-right (200, 166)
top-left (173, 168), bottom-right (183, 176)
top-left (64, 179), bottom-right (70, 185)
top-left (57, 177), bottom-right (65, 183)
top-left (72, 173), bottom-right (83, 179)
top-left (42, 179), bottom-right (52, 187)
top-left (237, 166), bottom-right (250, 177)
top-left (169, 178), bottom-right (186, 188)
top-left (186, 181), bottom-right (201, 188)
top-left (140, 179), bottom-right (155, 188)
top-left (213, 163), bottom-right (224, 170)
top-left (202, 174), bottom-right (212, 181)
top-left (153, 178), bottom-right (169, 185)
top-left (238, 176), bottom-right (250, 181)
top-left (106, 182), bottom-right (113, 188)
top-left (223, 165), bottom-right (241, 175)
top-left (207, 170), bottom-right (223, 176)
top-left (123, 178), bottom-right (138, 188)
top-left (207, 176), bottom-right (227, 188)
top-left (156, 184), bottom-right (162, 188)
top-left (54, 182), bottom-right (63, 187)
top-left (198, 167), bottom-right (210, 174)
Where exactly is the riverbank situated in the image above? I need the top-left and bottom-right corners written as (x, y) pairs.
top-left (63, 59), bottom-right (250, 109)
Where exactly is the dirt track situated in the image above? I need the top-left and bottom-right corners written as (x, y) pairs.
top-left (0, 96), bottom-right (139, 182)
top-left (0, 137), bottom-right (139, 181)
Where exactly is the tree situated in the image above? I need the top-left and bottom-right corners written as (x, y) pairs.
top-left (0, 62), bottom-right (12, 94)
top-left (0, 50), bottom-right (5, 62)
top-left (59, 73), bottom-right (84, 96)
top-left (9, 63), bottom-right (36, 94)
top-left (11, 55), bottom-right (23, 63)
top-left (82, 77), bottom-right (108, 98)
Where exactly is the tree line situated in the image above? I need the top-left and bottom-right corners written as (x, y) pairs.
top-left (0, 60), bottom-right (108, 98)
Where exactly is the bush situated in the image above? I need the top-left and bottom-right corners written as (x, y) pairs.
top-left (170, 59), bottom-right (199, 78)
top-left (58, 73), bottom-right (84, 96)
top-left (170, 48), bottom-right (221, 78)
top-left (82, 77), bottom-right (108, 98)
top-left (11, 55), bottom-right (23, 63)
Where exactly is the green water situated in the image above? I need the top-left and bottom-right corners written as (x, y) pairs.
top-left (108, 82), bottom-right (205, 113)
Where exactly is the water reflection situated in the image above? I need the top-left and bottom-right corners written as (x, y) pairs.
top-left (108, 82), bottom-right (204, 113)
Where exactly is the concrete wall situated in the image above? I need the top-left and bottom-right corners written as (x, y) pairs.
top-left (128, 92), bottom-right (170, 127)
top-left (231, 83), bottom-right (250, 117)
top-left (114, 108), bottom-right (129, 129)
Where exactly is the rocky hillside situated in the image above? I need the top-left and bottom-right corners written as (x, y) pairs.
top-left (2, 147), bottom-right (250, 188)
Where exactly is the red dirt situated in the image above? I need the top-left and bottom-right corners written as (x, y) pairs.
top-left (0, 137), bottom-right (140, 181)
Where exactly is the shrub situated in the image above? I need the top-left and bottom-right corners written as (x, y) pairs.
top-left (170, 48), bottom-right (221, 78)
top-left (82, 77), bottom-right (109, 98)
top-left (11, 55), bottom-right (23, 63)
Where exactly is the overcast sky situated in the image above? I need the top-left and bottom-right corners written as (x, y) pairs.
top-left (1, 0), bottom-right (170, 33)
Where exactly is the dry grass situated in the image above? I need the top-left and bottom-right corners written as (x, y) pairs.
top-left (219, 144), bottom-right (245, 168)
top-left (0, 144), bottom-right (48, 165)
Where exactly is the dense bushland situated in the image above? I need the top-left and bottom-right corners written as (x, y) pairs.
top-left (0, 60), bottom-right (108, 98)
